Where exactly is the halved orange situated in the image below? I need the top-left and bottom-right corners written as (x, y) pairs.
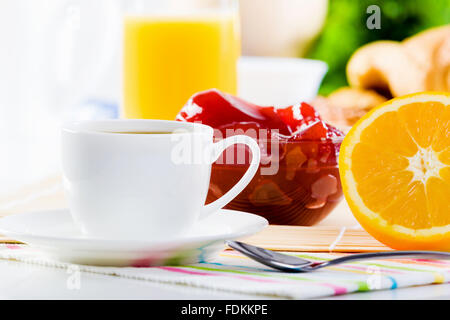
top-left (339, 92), bottom-right (450, 251)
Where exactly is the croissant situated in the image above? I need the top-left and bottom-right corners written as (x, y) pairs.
top-left (313, 88), bottom-right (387, 130)
top-left (317, 25), bottom-right (449, 128)
top-left (347, 25), bottom-right (450, 97)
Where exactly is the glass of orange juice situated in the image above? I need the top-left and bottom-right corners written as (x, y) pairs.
top-left (123, 0), bottom-right (240, 120)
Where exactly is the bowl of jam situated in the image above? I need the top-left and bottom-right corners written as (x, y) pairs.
top-left (177, 90), bottom-right (345, 226)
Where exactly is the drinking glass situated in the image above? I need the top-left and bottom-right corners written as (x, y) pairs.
top-left (123, 0), bottom-right (240, 120)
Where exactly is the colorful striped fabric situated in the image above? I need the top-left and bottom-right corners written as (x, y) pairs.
top-left (0, 244), bottom-right (449, 299)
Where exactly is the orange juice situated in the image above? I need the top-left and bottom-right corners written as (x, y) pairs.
top-left (123, 14), bottom-right (240, 120)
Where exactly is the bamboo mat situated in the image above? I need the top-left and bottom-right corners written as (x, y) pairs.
top-left (0, 236), bottom-right (18, 244)
top-left (240, 225), bottom-right (390, 252)
top-left (0, 176), bottom-right (389, 252)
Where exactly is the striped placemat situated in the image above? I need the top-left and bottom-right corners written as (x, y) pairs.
top-left (0, 244), bottom-right (448, 299)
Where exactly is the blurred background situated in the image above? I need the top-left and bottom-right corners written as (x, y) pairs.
top-left (0, 0), bottom-right (448, 193)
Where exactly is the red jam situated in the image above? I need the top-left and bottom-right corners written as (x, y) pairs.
top-left (177, 89), bottom-right (345, 226)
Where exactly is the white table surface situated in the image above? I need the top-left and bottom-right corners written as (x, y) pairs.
top-left (0, 199), bottom-right (448, 300)
top-left (0, 201), bottom-right (448, 300)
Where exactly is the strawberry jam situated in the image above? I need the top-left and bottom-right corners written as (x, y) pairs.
top-left (177, 89), bottom-right (345, 225)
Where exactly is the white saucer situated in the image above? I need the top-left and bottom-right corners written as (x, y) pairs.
top-left (0, 209), bottom-right (267, 266)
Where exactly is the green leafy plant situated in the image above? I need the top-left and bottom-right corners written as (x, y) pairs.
top-left (306, 0), bottom-right (450, 95)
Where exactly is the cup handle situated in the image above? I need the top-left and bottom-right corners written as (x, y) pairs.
top-left (200, 135), bottom-right (261, 219)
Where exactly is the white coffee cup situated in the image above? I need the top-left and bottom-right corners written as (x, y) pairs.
top-left (61, 120), bottom-right (261, 241)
